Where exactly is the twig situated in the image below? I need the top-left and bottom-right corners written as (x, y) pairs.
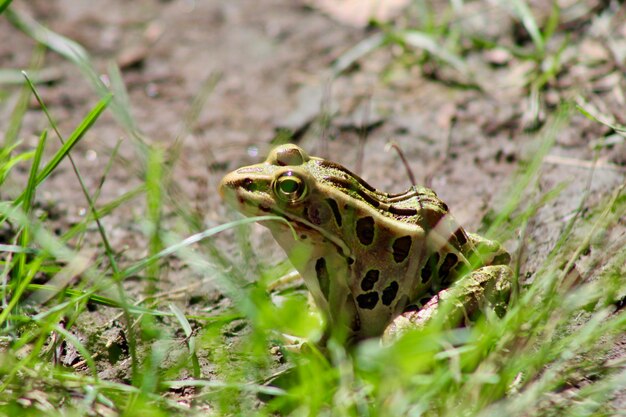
top-left (544, 155), bottom-right (626, 173)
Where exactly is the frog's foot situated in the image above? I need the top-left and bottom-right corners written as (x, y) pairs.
top-left (274, 333), bottom-right (307, 352)
top-left (383, 265), bottom-right (512, 341)
top-left (273, 333), bottom-right (332, 358)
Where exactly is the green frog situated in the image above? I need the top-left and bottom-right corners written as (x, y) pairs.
top-left (219, 144), bottom-right (512, 344)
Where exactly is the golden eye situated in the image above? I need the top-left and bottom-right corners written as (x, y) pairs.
top-left (273, 172), bottom-right (307, 202)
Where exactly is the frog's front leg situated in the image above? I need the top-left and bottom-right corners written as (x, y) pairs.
top-left (384, 265), bottom-right (513, 340)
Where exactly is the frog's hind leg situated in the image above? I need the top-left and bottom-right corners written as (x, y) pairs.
top-left (383, 265), bottom-right (512, 341)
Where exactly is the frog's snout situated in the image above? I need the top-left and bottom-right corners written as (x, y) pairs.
top-left (218, 172), bottom-right (238, 201)
top-left (218, 177), bottom-right (227, 200)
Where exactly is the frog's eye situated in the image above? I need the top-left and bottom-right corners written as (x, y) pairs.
top-left (273, 172), bottom-right (307, 203)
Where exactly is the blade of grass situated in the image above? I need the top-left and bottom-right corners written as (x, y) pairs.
top-left (6, 9), bottom-right (93, 82)
top-left (26, 249), bottom-right (95, 305)
top-left (105, 62), bottom-right (142, 144)
top-left (576, 96), bottom-right (626, 136)
top-left (163, 379), bottom-right (286, 396)
top-left (169, 303), bottom-right (201, 378)
top-left (53, 324), bottom-right (98, 380)
top-left (145, 147), bottom-right (164, 293)
top-left (75, 138), bottom-right (125, 250)
top-left (0, 78), bottom-right (138, 380)
top-left (501, 0), bottom-right (545, 56)
top-left (32, 86), bottom-right (112, 188)
top-left (3, 92), bottom-right (113, 219)
top-left (567, 369), bottom-right (626, 416)
top-left (0, 206), bottom-right (273, 322)
top-left (2, 45), bottom-right (44, 149)
top-left (170, 303), bottom-right (192, 337)
top-left (3, 76), bottom-right (31, 148)
top-left (332, 32), bottom-right (386, 76)
top-left (395, 29), bottom-right (468, 73)
top-left (12, 129), bottom-right (47, 292)
top-left (0, 68), bottom-right (62, 85)
top-left (24, 284), bottom-right (169, 315)
top-left (22, 129), bottom-right (47, 220)
top-left (0, 244), bottom-right (39, 254)
top-left (119, 215), bottom-right (291, 280)
top-left (21, 74), bottom-right (136, 358)
top-left (475, 189), bottom-right (626, 414)
top-left (165, 71), bottom-right (221, 175)
top-left (0, 315), bottom-right (48, 392)
top-left (62, 184), bottom-right (145, 241)
top-left (92, 138), bottom-right (124, 204)
top-left (542, 2), bottom-right (560, 44)
top-left (0, 256), bottom-right (43, 326)
top-left (0, 144), bottom-right (34, 186)
top-left (0, 0), bottom-right (13, 14)
top-left (485, 103), bottom-right (571, 237)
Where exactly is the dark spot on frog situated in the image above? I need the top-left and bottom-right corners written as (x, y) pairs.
top-left (356, 216), bottom-right (375, 245)
top-left (356, 292), bottom-right (379, 310)
top-left (421, 252), bottom-right (440, 283)
top-left (439, 253), bottom-right (458, 281)
top-left (315, 257), bottom-right (330, 299)
top-left (389, 206), bottom-right (417, 216)
top-left (360, 269), bottom-right (379, 291)
top-left (381, 281), bottom-right (399, 306)
top-left (326, 198), bottom-right (342, 227)
top-left (454, 228), bottom-right (468, 246)
top-left (392, 235), bottom-right (412, 263)
top-left (356, 189), bottom-right (380, 208)
top-left (259, 205), bottom-right (271, 212)
top-left (422, 208), bottom-right (445, 230)
top-left (417, 289), bottom-right (436, 306)
top-left (347, 257), bottom-right (355, 265)
top-left (419, 295), bottom-right (433, 305)
top-left (307, 201), bottom-right (331, 225)
top-left (300, 234), bottom-right (307, 240)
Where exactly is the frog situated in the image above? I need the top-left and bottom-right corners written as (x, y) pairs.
top-left (219, 144), bottom-right (512, 345)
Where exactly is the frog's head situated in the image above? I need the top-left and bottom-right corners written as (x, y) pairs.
top-left (219, 144), bottom-right (312, 218)
top-left (219, 144), bottom-right (353, 255)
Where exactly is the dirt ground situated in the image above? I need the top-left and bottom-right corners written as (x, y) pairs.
top-left (1, 0), bottom-right (625, 410)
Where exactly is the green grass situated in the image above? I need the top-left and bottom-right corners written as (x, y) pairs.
top-left (1, 2), bottom-right (625, 417)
